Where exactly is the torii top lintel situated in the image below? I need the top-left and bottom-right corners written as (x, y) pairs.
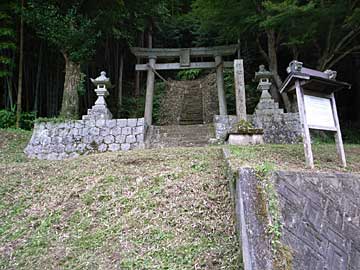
top-left (130, 44), bottom-right (238, 59)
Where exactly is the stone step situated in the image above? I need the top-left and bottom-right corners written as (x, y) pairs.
top-left (153, 128), bottom-right (210, 135)
top-left (146, 124), bottom-right (214, 148)
top-left (179, 120), bottom-right (204, 125)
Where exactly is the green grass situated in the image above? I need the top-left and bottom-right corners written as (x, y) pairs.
top-left (0, 128), bottom-right (32, 163)
top-left (2, 128), bottom-right (358, 269)
top-left (228, 143), bottom-right (360, 173)
top-left (0, 129), bottom-right (241, 269)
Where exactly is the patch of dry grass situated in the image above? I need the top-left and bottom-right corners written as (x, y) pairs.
top-left (0, 129), bottom-right (240, 269)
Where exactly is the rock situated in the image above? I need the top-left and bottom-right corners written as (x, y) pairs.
top-left (115, 135), bottom-right (126, 144)
top-left (122, 127), bottom-right (132, 135)
top-left (127, 119), bottom-right (137, 127)
top-left (111, 126), bottom-right (122, 136)
top-left (121, 143), bottom-right (131, 151)
top-left (108, 144), bottom-right (120, 152)
top-left (117, 119), bottom-right (127, 127)
top-left (98, 144), bottom-right (108, 152)
top-left (126, 135), bottom-right (136, 144)
top-left (104, 135), bottom-right (115, 144)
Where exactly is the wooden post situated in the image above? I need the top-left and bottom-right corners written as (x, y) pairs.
top-left (215, 55), bottom-right (228, 115)
top-left (144, 56), bottom-right (156, 126)
top-left (295, 80), bottom-right (314, 168)
top-left (330, 93), bottom-right (346, 167)
top-left (234, 60), bottom-right (246, 120)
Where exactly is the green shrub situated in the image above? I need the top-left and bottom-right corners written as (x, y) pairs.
top-left (343, 128), bottom-right (360, 144)
top-left (0, 109), bottom-right (16, 128)
top-left (0, 108), bottom-right (36, 130)
top-left (176, 69), bottom-right (202, 80)
top-left (20, 111), bottom-right (37, 130)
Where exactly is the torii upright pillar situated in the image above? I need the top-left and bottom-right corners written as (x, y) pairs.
top-left (144, 56), bottom-right (156, 126)
top-left (215, 55), bottom-right (228, 115)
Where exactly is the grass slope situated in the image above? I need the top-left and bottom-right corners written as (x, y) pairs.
top-left (0, 129), bottom-right (240, 269)
top-left (228, 143), bottom-right (360, 173)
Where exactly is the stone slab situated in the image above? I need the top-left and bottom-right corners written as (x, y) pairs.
top-left (228, 134), bottom-right (264, 145)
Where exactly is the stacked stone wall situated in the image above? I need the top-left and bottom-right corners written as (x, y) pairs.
top-left (214, 113), bottom-right (302, 144)
top-left (25, 118), bottom-right (145, 160)
top-left (252, 112), bottom-right (302, 144)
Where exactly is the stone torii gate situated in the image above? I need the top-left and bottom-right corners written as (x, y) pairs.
top-left (131, 45), bottom-right (238, 126)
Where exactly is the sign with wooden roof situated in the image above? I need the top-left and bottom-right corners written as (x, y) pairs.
top-left (280, 60), bottom-right (351, 168)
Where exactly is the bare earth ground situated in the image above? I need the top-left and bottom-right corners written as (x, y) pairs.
top-left (0, 129), bottom-right (240, 269)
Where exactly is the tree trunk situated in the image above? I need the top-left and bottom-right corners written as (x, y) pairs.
top-left (16, 0), bottom-right (24, 128)
top-left (60, 53), bottom-right (81, 118)
top-left (117, 50), bottom-right (124, 118)
top-left (6, 77), bottom-right (13, 108)
top-left (266, 29), bottom-right (291, 112)
top-left (135, 32), bottom-right (144, 97)
top-left (33, 42), bottom-right (43, 113)
top-left (357, 69), bottom-right (360, 126)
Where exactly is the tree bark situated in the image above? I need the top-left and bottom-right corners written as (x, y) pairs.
top-left (117, 50), bottom-right (124, 118)
top-left (16, 0), bottom-right (24, 128)
top-left (33, 42), bottom-right (43, 113)
top-left (60, 52), bottom-right (81, 118)
top-left (6, 77), bottom-right (13, 108)
top-left (266, 29), bottom-right (291, 112)
top-left (135, 32), bottom-right (144, 97)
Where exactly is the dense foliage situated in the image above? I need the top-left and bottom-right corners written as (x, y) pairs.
top-left (0, 0), bottom-right (359, 130)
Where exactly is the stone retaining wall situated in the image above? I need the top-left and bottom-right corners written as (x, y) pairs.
top-left (214, 112), bottom-right (302, 144)
top-left (232, 167), bottom-right (360, 270)
top-left (25, 118), bottom-right (145, 160)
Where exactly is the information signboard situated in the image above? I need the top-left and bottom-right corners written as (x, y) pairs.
top-left (304, 95), bottom-right (336, 130)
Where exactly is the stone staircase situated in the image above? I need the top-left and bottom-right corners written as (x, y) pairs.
top-left (146, 124), bottom-right (215, 148)
top-left (180, 82), bottom-right (204, 125)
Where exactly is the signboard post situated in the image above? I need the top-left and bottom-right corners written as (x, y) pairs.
top-left (280, 61), bottom-right (350, 169)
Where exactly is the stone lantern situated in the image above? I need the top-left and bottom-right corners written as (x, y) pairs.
top-left (82, 71), bottom-right (113, 120)
top-left (254, 65), bottom-right (273, 99)
top-left (253, 65), bottom-right (283, 119)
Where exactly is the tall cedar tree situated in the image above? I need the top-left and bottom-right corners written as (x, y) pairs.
top-left (25, 1), bottom-right (100, 118)
top-left (0, 1), bottom-right (17, 108)
top-left (193, 0), bottom-right (360, 111)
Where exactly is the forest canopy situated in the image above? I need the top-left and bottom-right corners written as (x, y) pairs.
top-left (0, 0), bottom-right (359, 130)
